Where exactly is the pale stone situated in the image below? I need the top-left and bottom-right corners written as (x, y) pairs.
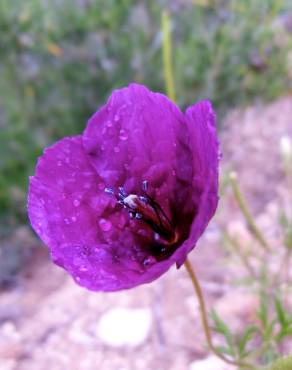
top-left (96, 307), bottom-right (152, 348)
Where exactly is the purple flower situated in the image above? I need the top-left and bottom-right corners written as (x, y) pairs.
top-left (28, 83), bottom-right (219, 291)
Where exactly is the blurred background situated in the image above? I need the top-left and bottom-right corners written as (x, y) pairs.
top-left (0, 0), bottom-right (292, 369)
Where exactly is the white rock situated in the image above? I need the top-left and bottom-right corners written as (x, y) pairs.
top-left (189, 356), bottom-right (233, 370)
top-left (96, 307), bottom-right (152, 348)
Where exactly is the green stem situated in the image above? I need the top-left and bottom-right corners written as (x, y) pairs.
top-left (229, 172), bottom-right (271, 252)
top-left (161, 10), bottom-right (176, 102)
top-left (184, 258), bottom-right (255, 369)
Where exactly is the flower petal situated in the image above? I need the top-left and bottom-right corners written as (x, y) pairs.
top-left (28, 135), bottom-right (176, 291)
top-left (172, 100), bottom-right (219, 267)
top-left (82, 83), bottom-right (194, 225)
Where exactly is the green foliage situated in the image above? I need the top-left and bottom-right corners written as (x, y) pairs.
top-left (212, 168), bottom-right (292, 368)
top-left (279, 211), bottom-right (292, 250)
top-left (211, 309), bottom-right (259, 362)
top-left (265, 356), bottom-right (292, 370)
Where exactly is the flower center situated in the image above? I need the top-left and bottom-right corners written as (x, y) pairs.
top-left (105, 181), bottom-right (178, 246)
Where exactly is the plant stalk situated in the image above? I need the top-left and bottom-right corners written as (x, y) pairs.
top-left (229, 172), bottom-right (271, 252)
top-left (161, 10), bottom-right (176, 102)
top-left (184, 258), bottom-right (255, 369)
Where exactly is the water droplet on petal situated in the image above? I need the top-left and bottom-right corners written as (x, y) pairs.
top-left (65, 157), bottom-right (70, 164)
top-left (99, 218), bottom-right (112, 232)
top-left (114, 114), bottom-right (119, 122)
top-left (106, 120), bottom-right (113, 127)
top-left (119, 129), bottom-right (128, 141)
top-left (73, 199), bottom-right (80, 207)
top-left (64, 218), bottom-right (70, 225)
top-left (113, 254), bottom-right (119, 261)
top-left (71, 216), bottom-right (77, 222)
top-left (114, 146), bottom-right (120, 153)
top-left (98, 182), bottom-right (105, 190)
top-left (143, 256), bottom-right (156, 267)
top-left (57, 161), bottom-right (62, 166)
top-left (154, 233), bottom-right (160, 241)
top-left (137, 229), bottom-right (147, 237)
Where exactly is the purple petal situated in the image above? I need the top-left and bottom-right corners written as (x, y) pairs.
top-left (82, 83), bottom-right (194, 222)
top-left (172, 100), bottom-right (219, 267)
top-left (28, 135), bottom-right (176, 291)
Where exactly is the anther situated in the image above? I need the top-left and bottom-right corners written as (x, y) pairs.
top-left (104, 187), bottom-right (115, 195)
top-left (118, 187), bottom-right (127, 198)
top-left (142, 180), bottom-right (148, 192)
top-left (139, 196), bottom-right (148, 203)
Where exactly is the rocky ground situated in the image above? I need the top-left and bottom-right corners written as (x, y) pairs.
top-left (0, 96), bottom-right (291, 370)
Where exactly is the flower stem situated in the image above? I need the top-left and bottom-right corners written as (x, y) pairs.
top-left (229, 172), bottom-right (271, 252)
top-left (184, 257), bottom-right (255, 369)
top-left (161, 10), bottom-right (176, 102)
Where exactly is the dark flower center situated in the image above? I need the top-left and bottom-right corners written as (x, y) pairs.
top-left (105, 181), bottom-right (178, 254)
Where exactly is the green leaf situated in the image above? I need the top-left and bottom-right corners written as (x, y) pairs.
top-left (210, 310), bottom-right (235, 355)
top-left (274, 296), bottom-right (288, 328)
top-left (257, 292), bottom-right (269, 329)
top-left (237, 325), bottom-right (258, 357)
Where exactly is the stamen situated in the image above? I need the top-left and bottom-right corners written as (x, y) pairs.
top-left (142, 180), bottom-right (148, 192)
top-left (104, 187), bottom-right (115, 195)
top-left (118, 187), bottom-right (127, 198)
top-left (139, 196), bottom-right (148, 203)
top-left (104, 181), bottom-right (177, 247)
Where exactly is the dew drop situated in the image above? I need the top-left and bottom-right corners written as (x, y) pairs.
top-left (98, 182), bottom-right (105, 190)
top-left (119, 129), bottom-right (128, 141)
top-left (106, 121), bottom-right (113, 127)
top-left (73, 199), bottom-right (80, 207)
top-left (114, 114), bottom-right (119, 122)
top-left (73, 256), bottom-right (83, 265)
top-left (99, 218), bottom-right (112, 232)
top-left (71, 216), bottom-right (77, 222)
top-left (114, 146), bottom-right (120, 153)
top-left (65, 157), bottom-right (70, 164)
top-left (64, 218), bottom-right (70, 225)
top-left (137, 229), bottom-right (147, 237)
top-left (101, 144), bottom-right (105, 151)
top-left (143, 256), bottom-right (156, 267)
top-left (113, 254), bottom-right (119, 262)
top-left (57, 161), bottom-right (62, 166)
